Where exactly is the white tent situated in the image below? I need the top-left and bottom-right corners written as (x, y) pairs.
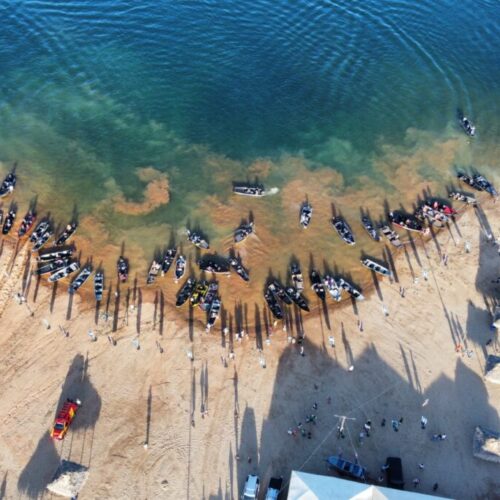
top-left (287, 471), bottom-right (449, 500)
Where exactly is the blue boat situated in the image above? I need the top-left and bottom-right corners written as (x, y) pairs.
top-left (327, 455), bottom-right (366, 480)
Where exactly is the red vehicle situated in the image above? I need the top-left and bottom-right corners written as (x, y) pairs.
top-left (50, 398), bottom-right (81, 440)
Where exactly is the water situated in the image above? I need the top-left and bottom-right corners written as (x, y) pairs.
top-left (0, 0), bottom-right (498, 310)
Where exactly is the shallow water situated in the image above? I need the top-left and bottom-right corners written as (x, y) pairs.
top-left (0, 0), bottom-right (498, 317)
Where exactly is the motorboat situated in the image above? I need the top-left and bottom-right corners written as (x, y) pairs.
top-left (0, 172), bottom-right (16, 197)
top-left (264, 289), bottom-right (283, 319)
top-left (291, 263), bottom-right (304, 292)
top-left (147, 260), bottom-right (161, 284)
top-left (18, 210), bottom-right (36, 237)
top-left (310, 269), bottom-right (326, 300)
top-left (161, 248), bottom-right (177, 275)
top-left (48, 261), bottom-right (79, 283)
top-left (327, 455), bottom-right (366, 480)
top-left (206, 298), bottom-right (221, 330)
top-left (285, 286), bottom-right (309, 311)
top-left (55, 222), bottom-right (77, 246)
top-left (198, 258), bottom-right (230, 274)
top-left (457, 111), bottom-right (476, 137)
top-left (32, 229), bottom-right (53, 252)
top-left (190, 281), bottom-right (208, 307)
top-left (229, 258), bottom-right (250, 281)
top-left (30, 220), bottom-right (50, 243)
top-left (448, 191), bottom-right (477, 205)
top-left (331, 217), bottom-right (355, 245)
top-left (2, 209), bottom-right (16, 235)
top-left (338, 278), bottom-right (365, 301)
top-left (38, 247), bottom-right (74, 262)
top-left (69, 265), bottom-right (93, 294)
top-left (201, 281), bottom-right (219, 312)
top-left (361, 258), bottom-right (392, 277)
top-left (361, 215), bottom-right (379, 241)
top-left (176, 277), bottom-right (196, 307)
top-left (323, 275), bottom-right (342, 302)
top-left (388, 211), bottom-right (426, 234)
top-left (94, 271), bottom-right (104, 301)
top-left (233, 183), bottom-right (265, 197)
top-left (458, 172), bottom-right (497, 196)
top-left (300, 202), bottom-right (313, 228)
top-left (187, 229), bottom-right (209, 249)
top-left (35, 258), bottom-right (70, 276)
top-left (117, 256), bottom-right (128, 282)
top-left (234, 221), bottom-right (254, 243)
top-left (380, 225), bottom-right (402, 248)
top-left (269, 281), bottom-right (293, 305)
top-left (175, 255), bottom-right (186, 282)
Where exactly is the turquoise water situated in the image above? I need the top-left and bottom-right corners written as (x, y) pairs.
top-left (0, 0), bottom-right (499, 300)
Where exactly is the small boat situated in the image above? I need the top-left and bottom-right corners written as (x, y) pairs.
top-left (147, 260), bottom-right (161, 284)
top-left (161, 248), bottom-right (177, 275)
top-left (361, 216), bottom-right (379, 241)
top-left (310, 269), bottom-right (326, 300)
top-left (229, 258), bottom-right (250, 281)
top-left (201, 281), bottom-right (219, 311)
top-left (0, 172), bottom-right (16, 197)
top-left (234, 221), bottom-right (254, 243)
top-left (187, 229), bottom-right (209, 250)
top-left (18, 210), bottom-right (36, 237)
top-left (35, 258), bottom-right (70, 276)
top-left (32, 229), bottom-right (53, 252)
top-left (175, 255), bottom-right (186, 282)
top-left (233, 183), bottom-right (265, 197)
top-left (291, 263), bottom-right (304, 292)
top-left (269, 281), bottom-right (293, 305)
top-left (388, 211), bottom-right (426, 233)
top-left (300, 202), bottom-right (313, 228)
top-left (69, 265), bottom-right (93, 294)
top-left (206, 298), bottom-right (221, 330)
top-left (458, 173), bottom-right (497, 196)
top-left (331, 217), bottom-right (355, 245)
top-left (2, 209), bottom-right (16, 235)
top-left (361, 258), bottom-right (392, 277)
top-left (94, 271), bottom-right (104, 301)
top-left (338, 278), bottom-right (364, 301)
top-left (48, 261), bottom-right (79, 283)
top-left (38, 247), bottom-right (74, 262)
top-left (30, 221), bottom-right (50, 243)
top-left (323, 275), bottom-right (342, 302)
top-left (380, 225), bottom-right (402, 248)
top-left (285, 286), bottom-right (309, 312)
top-left (55, 222), bottom-right (77, 246)
top-left (198, 258), bottom-right (230, 274)
top-left (117, 256), bottom-right (128, 282)
top-left (448, 191), bottom-right (477, 205)
top-left (264, 289), bottom-right (284, 320)
top-left (190, 281), bottom-right (208, 307)
top-left (176, 277), bottom-right (196, 307)
top-left (457, 111), bottom-right (475, 137)
top-left (327, 455), bottom-right (366, 480)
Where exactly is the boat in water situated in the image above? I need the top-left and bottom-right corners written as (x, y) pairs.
top-left (2, 209), bottom-right (16, 235)
top-left (285, 286), bottom-right (309, 312)
top-left (55, 222), bottom-right (77, 246)
top-left (187, 229), bottom-right (209, 249)
top-left (48, 261), bottom-right (79, 283)
top-left (388, 211), bottom-right (426, 234)
top-left (94, 271), bottom-right (104, 301)
top-left (269, 281), bottom-right (293, 305)
top-left (199, 258), bottom-right (230, 274)
top-left (291, 263), bottom-right (304, 291)
top-left (338, 278), bottom-right (365, 301)
top-left (38, 247), bottom-right (74, 262)
top-left (32, 228), bottom-right (53, 252)
top-left (201, 281), bottom-right (219, 312)
top-left (161, 248), bottom-right (177, 276)
top-left (323, 275), bottom-right (342, 302)
top-left (300, 202), bottom-right (313, 228)
top-left (361, 215), bottom-right (379, 241)
top-left (229, 257), bottom-right (250, 282)
top-left (380, 225), bottom-right (403, 248)
top-left (190, 281), bottom-right (208, 307)
top-left (18, 210), bottom-right (36, 238)
top-left (206, 298), bottom-right (221, 330)
top-left (147, 260), bottom-right (161, 284)
top-left (175, 255), bottom-right (186, 282)
top-left (361, 258), bottom-right (392, 277)
top-left (233, 183), bottom-right (265, 197)
top-left (35, 258), bottom-right (70, 276)
top-left (326, 455), bottom-right (366, 480)
top-left (176, 277), bottom-right (196, 307)
top-left (458, 173), bottom-right (497, 196)
top-left (0, 172), bottom-right (16, 198)
top-left (331, 217), bottom-right (355, 245)
top-left (457, 111), bottom-right (476, 137)
top-left (117, 256), bottom-right (128, 282)
top-left (234, 221), bottom-right (254, 243)
top-left (310, 269), bottom-right (326, 300)
top-left (69, 265), bottom-right (93, 294)
top-left (264, 288), bottom-right (284, 320)
top-left (448, 191), bottom-right (477, 205)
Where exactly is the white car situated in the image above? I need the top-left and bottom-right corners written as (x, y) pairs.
top-left (242, 475), bottom-right (260, 499)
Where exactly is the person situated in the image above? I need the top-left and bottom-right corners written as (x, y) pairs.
top-left (328, 335), bottom-right (335, 347)
top-left (312, 402), bottom-right (318, 410)
top-left (418, 463), bottom-right (425, 470)
top-left (433, 483), bottom-right (439, 491)
top-left (364, 420), bottom-right (371, 437)
top-left (413, 478), bottom-right (420, 488)
top-left (392, 420), bottom-right (399, 432)
top-left (381, 418), bottom-right (386, 427)
top-left (420, 416), bottom-right (428, 429)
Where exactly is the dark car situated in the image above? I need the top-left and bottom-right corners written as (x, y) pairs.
top-left (386, 456), bottom-right (404, 490)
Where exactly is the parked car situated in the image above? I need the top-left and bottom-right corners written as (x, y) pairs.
top-left (242, 475), bottom-right (260, 499)
top-left (265, 477), bottom-right (282, 499)
top-left (386, 456), bottom-right (404, 490)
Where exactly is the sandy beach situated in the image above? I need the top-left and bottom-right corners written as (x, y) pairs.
top-left (0, 196), bottom-right (499, 500)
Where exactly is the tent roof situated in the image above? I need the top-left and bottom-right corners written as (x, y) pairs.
top-left (287, 471), bottom-right (449, 500)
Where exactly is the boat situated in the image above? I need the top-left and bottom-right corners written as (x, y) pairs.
top-left (38, 247), bottom-right (74, 262)
top-left (448, 191), bottom-right (477, 205)
top-left (233, 183), bottom-right (265, 197)
top-left (55, 222), bottom-right (77, 246)
top-left (229, 258), bottom-right (250, 281)
top-left (269, 281), bottom-right (293, 305)
top-left (176, 277), bottom-right (196, 307)
top-left (35, 258), bottom-right (70, 276)
top-left (361, 258), bottom-right (392, 277)
top-left (264, 289), bottom-right (284, 320)
top-left (0, 209), bottom-right (3, 226)
top-left (0, 172), bottom-right (16, 197)
top-left (190, 281), bottom-right (208, 307)
top-left (331, 217), bottom-right (355, 245)
top-left (206, 298), bottom-right (221, 330)
top-left (161, 248), bottom-right (177, 275)
top-left (300, 202), bottom-right (313, 228)
top-left (234, 221), bottom-right (254, 243)
top-left (457, 111), bottom-right (476, 137)
top-left (323, 275), bottom-right (342, 302)
top-left (285, 286), bottom-right (309, 311)
top-left (69, 265), bottom-right (93, 294)
top-left (18, 210), bottom-right (36, 237)
top-left (199, 258), bottom-right (230, 274)
top-left (32, 229), bottom-right (53, 252)
top-left (147, 260), bottom-right (161, 284)
top-left (388, 211), bottom-right (426, 233)
top-left (117, 256), bottom-right (128, 282)
top-left (291, 263), bottom-right (304, 292)
top-left (175, 255), bottom-right (186, 282)
top-left (2, 209), bottom-right (16, 235)
top-left (380, 225), bottom-right (403, 248)
top-left (30, 221), bottom-right (50, 243)
top-left (361, 216), bottom-right (379, 241)
top-left (338, 278), bottom-right (365, 301)
top-left (187, 229), bottom-right (209, 249)
top-left (200, 281), bottom-right (219, 311)
top-left (458, 173), bottom-right (497, 196)
top-left (94, 271), bottom-right (104, 301)
top-left (310, 269), bottom-right (326, 300)
top-left (48, 261), bottom-right (79, 283)
top-left (327, 455), bottom-right (366, 480)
